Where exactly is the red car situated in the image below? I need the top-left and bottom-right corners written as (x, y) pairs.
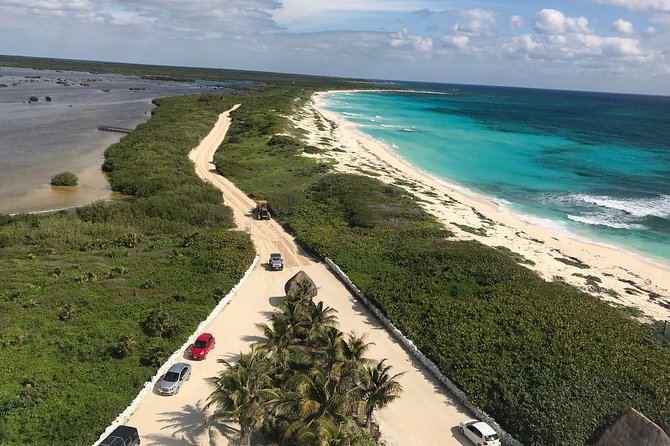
top-left (189, 333), bottom-right (215, 360)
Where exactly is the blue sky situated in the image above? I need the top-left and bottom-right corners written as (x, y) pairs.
top-left (1, 0), bottom-right (669, 94)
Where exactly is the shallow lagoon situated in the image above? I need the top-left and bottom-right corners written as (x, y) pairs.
top-left (0, 66), bottom-right (238, 214)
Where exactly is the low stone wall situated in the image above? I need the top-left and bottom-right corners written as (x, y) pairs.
top-left (325, 258), bottom-right (523, 446)
top-left (92, 255), bottom-right (260, 446)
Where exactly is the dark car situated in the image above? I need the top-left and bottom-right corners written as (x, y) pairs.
top-left (189, 333), bottom-right (215, 360)
top-left (99, 425), bottom-right (140, 446)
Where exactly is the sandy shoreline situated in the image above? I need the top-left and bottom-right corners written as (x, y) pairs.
top-left (300, 90), bottom-right (670, 321)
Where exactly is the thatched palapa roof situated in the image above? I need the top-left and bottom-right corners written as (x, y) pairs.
top-left (284, 270), bottom-right (318, 299)
top-left (596, 408), bottom-right (670, 446)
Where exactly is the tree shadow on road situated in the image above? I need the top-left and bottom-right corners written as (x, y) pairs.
top-left (144, 400), bottom-right (239, 446)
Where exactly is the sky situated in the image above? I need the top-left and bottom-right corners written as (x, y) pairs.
top-left (1, 0), bottom-right (669, 94)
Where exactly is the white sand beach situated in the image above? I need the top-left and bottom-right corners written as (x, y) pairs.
top-left (296, 91), bottom-right (670, 322)
top-left (126, 105), bottom-right (473, 446)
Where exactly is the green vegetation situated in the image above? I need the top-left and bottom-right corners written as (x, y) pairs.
top-left (214, 88), bottom-right (670, 446)
top-left (0, 83), bottom-right (8, 88)
top-left (28, 96), bottom-right (38, 102)
top-left (0, 94), bottom-right (255, 446)
top-left (572, 272), bottom-right (602, 283)
top-left (495, 246), bottom-right (536, 265)
top-left (141, 75), bottom-right (196, 83)
top-left (45, 96), bottom-right (52, 101)
top-left (50, 171), bottom-right (78, 186)
top-left (453, 223), bottom-right (488, 236)
top-left (3, 55), bottom-right (669, 445)
top-left (556, 256), bottom-right (590, 269)
top-left (207, 281), bottom-right (400, 445)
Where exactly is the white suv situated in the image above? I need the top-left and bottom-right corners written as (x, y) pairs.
top-left (458, 419), bottom-right (501, 446)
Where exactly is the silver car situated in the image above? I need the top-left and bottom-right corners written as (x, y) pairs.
top-left (158, 363), bottom-right (191, 395)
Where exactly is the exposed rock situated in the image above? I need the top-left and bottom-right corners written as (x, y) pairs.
top-left (284, 270), bottom-right (317, 299)
top-left (596, 408), bottom-right (670, 446)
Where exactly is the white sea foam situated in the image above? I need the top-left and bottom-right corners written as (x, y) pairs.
top-left (567, 214), bottom-right (645, 230)
top-left (569, 194), bottom-right (670, 219)
top-left (516, 214), bottom-right (572, 234)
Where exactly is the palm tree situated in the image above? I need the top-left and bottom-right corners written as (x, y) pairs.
top-left (359, 359), bottom-right (404, 431)
top-left (342, 333), bottom-right (374, 369)
top-left (314, 326), bottom-right (344, 371)
top-left (295, 418), bottom-right (354, 446)
top-left (281, 368), bottom-right (353, 442)
top-left (206, 345), bottom-right (279, 446)
top-left (306, 301), bottom-right (339, 340)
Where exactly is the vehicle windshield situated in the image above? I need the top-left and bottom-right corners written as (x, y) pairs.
top-left (485, 434), bottom-right (500, 441)
top-left (194, 340), bottom-right (207, 348)
top-left (164, 372), bottom-right (179, 382)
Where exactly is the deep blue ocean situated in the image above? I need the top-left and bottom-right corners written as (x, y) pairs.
top-left (322, 84), bottom-right (670, 263)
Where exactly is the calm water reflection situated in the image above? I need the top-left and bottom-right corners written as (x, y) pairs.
top-left (0, 66), bottom-right (241, 214)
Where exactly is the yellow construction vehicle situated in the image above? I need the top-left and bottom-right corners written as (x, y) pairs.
top-left (255, 200), bottom-right (271, 220)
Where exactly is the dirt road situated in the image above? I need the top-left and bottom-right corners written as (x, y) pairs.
top-left (126, 106), bottom-right (472, 445)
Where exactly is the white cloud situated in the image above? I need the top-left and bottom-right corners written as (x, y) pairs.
top-left (612, 18), bottom-right (634, 34)
top-left (534, 9), bottom-right (593, 34)
top-left (600, 37), bottom-right (645, 56)
top-left (0, 0), bottom-right (96, 18)
top-left (390, 28), bottom-right (433, 52)
top-left (441, 34), bottom-right (469, 48)
top-left (274, 0), bottom-right (434, 22)
top-left (592, 0), bottom-right (670, 13)
top-left (510, 15), bottom-right (525, 29)
top-left (503, 30), bottom-right (649, 62)
top-left (453, 8), bottom-right (497, 35)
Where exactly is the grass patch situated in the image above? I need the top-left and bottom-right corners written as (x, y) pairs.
top-left (556, 257), bottom-right (590, 269)
top-left (495, 246), bottom-right (536, 265)
top-left (453, 223), bottom-right (488, 237)
top-left (354, 168), bottom-right (382, 177)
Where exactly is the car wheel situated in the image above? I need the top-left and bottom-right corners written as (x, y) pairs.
top-left (459, 427), bottom-right (464, 435)
top-left (175, 386), bottom-right (180, 394)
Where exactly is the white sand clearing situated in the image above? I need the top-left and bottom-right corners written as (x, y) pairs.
top-left (125, 105), bottom-right (473, 445)
top-left (294, 91), bottom-right (670, 322)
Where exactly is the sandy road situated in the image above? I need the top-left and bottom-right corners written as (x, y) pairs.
top-left (126, 106), bottom-right (472, 445)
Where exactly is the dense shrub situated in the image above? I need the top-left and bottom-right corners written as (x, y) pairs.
top-left (50, 171), bottom-right (78, 186)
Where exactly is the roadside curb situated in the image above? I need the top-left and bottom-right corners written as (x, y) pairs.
top-left (325, 258), bottom-right (523, 446)
top-left (92, 255), bottom-right (260, 446)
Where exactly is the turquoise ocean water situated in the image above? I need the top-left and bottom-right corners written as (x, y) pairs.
top-left (322, 84), bottom-right (670, 264)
